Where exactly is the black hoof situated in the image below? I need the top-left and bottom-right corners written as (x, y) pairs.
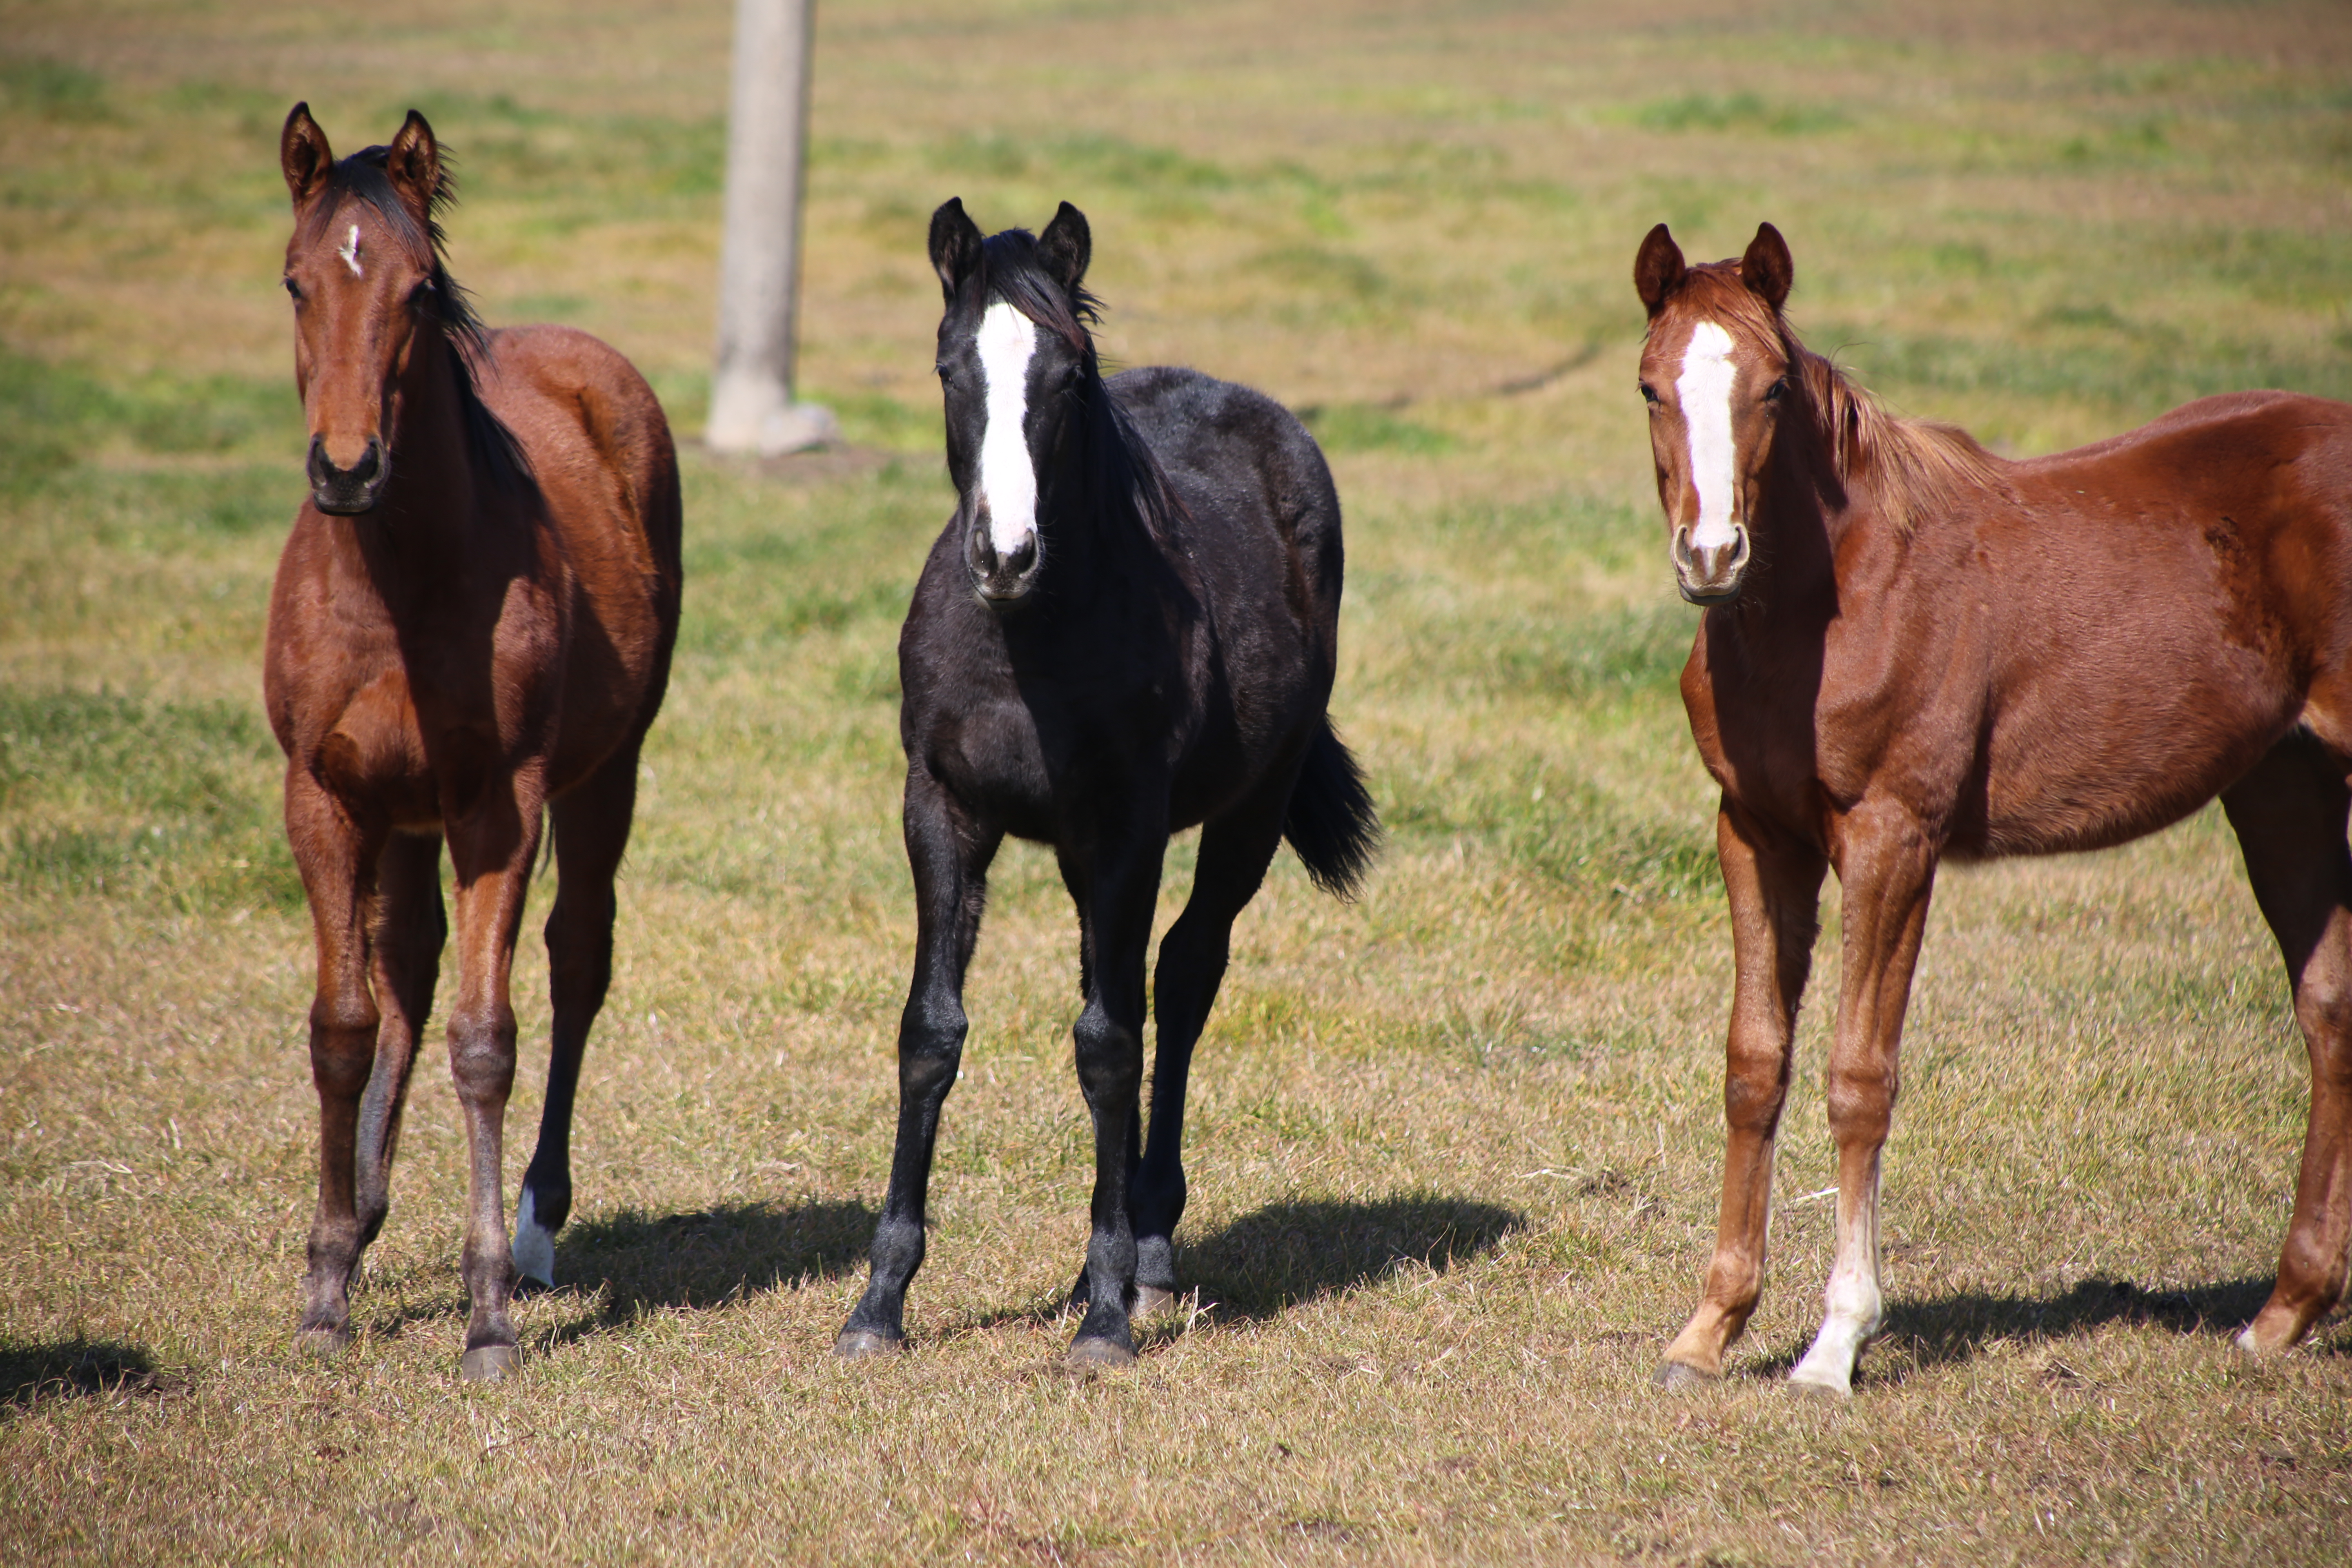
top-left (1065, 1333), bottom-right (1137, 1371)
top-left (296, 1324), bottom-right (351, 1358)
top-left (834, 1328), bottom-right (905, 1361)
top-left (460, 1344), bottom-right (521, 1382)
top-left (1653, 1360), bottom-right (1716, 1392)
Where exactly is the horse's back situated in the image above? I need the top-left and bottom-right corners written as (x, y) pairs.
top-left (481, 324), bottom-right (682, 768)
top-left (1108, 365), bottom-right (1344, 632)
top-left (481, 324), bottom-right (682, 579)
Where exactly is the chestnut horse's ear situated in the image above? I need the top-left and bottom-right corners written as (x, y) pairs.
top-left (281, 102), bottom-right (334, 207)
top-left (1634, 223), bottom-right (1686, 318)
top-left (929, 197), bottom-right (984, 301)
top-left (385, 110), bottom-right (442, 223)
top-left (1740, 222), bottom-right (1793, 314)
top-left (1038, 201), bottom-right (1091, 294)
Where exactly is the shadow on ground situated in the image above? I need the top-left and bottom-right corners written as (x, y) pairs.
top-left (534, 1198), bottom-right (877, 1346)
top-left (1737, 1274), bottom-right (2295, 1385)
top-left (1180, 1193), bottom-right (1524, 1320)
top-left (1, 1338), bottom-right (181, 1415)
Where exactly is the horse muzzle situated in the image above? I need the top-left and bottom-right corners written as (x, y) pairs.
top-left (966, 517), bottom-right (1040, 606)
top-left (307, 434), bottom-right (388, 516)
top-left (1673, 523), bottom-right (1750, 606)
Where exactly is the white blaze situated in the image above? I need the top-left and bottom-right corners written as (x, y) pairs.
top-left (338, 223), bottom-right (364, 278)
top-left (1677, 321), bottom-right (1740, 551)
top-left (975, 301), bottom-right (1040, 558)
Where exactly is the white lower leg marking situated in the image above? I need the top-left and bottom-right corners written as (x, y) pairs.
top-left (1789, 1159), bottom-right (1883, 1394)
top-left (975, 301), bottom-right (1039, 559)
top-left (337, 223), bottom-right (364, 278)
top-left (512, 1187), bottom-right (556, 1287)
top-left (1677, 321), bottom-right (1739, 552)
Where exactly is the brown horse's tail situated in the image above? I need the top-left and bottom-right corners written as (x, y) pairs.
top-left (1283, 717), bottom-right (1380, 900)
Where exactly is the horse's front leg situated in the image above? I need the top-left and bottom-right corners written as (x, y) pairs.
top-left (288, 768), bottom-right (387, 1354)
top-left (440, 771), bottom-right (546, 1381)
top-left (1786, 799), bottom-right (1937, 1397)
top-left (1064, 797), bottom-right (1167, 1368)
top-left (837, 768), bottom-right (1001, 1356)
top-left (1659, 800), bottom-right (1826, 1387)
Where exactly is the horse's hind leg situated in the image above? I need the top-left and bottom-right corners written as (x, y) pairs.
top-left (514, 746), bottom-right (640, 1290)
top-left (353, 831), bottom-right (446, 1252)
top-left (1130, 784), bottom-right (1292, 1315)
top-left (837, 768), bottom-right (1001, 1356)
top-left (288, 772), bottom-right (387, 1354)
top-left (2222, 734), bottom-right (2352, 1352)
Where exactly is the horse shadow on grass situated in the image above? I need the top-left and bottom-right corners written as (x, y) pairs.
top-left (356, 1198), bottom-right (877, 1348)
top-left (1, 1338), bottom-right (182, 1417)
top-left (946, 1192), bottom-right (1524, 1338)
top-left (1744, 1274), bottom-right (2326, 1383)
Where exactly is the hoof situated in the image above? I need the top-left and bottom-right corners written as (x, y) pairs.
top-left (1065, 1334), bottom-right (1137, 1372)
top-left (1786, 1369), bottom-right (1852, 1399)
top-left (1652, 1359), bottom-right (1715, 1392)
top-left (459, 1344), bottom-right (522, 1383)
top-left (296, 1325), bottom-right (351, 1359)
top-left (1134, 1283), bottom-right (1176, 1319)
top-left (833, 1328), bottom-right (905, 1361)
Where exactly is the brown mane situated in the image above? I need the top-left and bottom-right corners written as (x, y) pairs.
top-left (1795, 343), bottom-right (2010, 536)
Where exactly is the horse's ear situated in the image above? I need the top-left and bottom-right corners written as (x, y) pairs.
top-left (1038, 201), bottom-right (1091, 293)
top-left (281, 102), bottom-right (334, 207)
top-left (1740, 222), bottom-right (1793, 313)
top-left (929, 198), bottom-right (984, 301)
top-left (1634, 223), bottom-right (1685, 318)
top-left (385, 110), bottom-right (442, 223)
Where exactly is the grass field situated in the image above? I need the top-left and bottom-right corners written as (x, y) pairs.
top-left (4, 0), bottom-right (2352, 1561)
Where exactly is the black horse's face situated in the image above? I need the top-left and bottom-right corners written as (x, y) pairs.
top-left (928, 197), bottom-right (1095, 608)
top-left (937, 298), bottom-right (1085, 604)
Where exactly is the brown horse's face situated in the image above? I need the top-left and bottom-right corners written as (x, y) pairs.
top-left (278, 105), bottom-right (444, 516)
top-left (1633, 223), bottom-right (1797, 606)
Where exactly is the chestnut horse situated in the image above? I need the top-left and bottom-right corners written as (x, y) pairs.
top-left (266, 105), bottom-right (680, 1379)
top-left (1634, 221), bottom-right (2352, 1394)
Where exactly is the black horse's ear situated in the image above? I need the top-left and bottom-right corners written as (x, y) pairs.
top-left (1740, 222), bottom-right (1793, 313)
top-left (1038, 201), bottom-right (1091, 293)
top-left (1634, 223), bottom-right (1685, 318)
top-left (281, 102), bottom-right (334, 207)
top-left (929, 197), bottom-right (984, 301)
top-left (385, 110), bottom-right (442, 223)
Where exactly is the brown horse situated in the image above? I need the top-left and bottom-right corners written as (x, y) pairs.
top-left (265, 105), bottom-right (680, 1379)
top-left (1633, 221), bottom-right (2352, 1395)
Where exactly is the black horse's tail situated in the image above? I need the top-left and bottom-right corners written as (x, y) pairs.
top-left (1284, 718), bottom-right (1381, 900)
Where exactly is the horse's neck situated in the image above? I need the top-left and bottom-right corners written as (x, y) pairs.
top-left (339, 332), bottom-right (484, 601)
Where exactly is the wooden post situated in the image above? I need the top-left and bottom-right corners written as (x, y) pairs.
top-left (708, 0), bottom-right (836, 454)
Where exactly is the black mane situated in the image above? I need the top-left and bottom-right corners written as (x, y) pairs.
top-left (305, 144), bottom-right (532, 492)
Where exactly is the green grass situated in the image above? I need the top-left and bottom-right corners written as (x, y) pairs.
top-left (4, 1), bottom-right (2352, 1563)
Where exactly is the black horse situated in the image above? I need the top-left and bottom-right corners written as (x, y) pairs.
top-left (835, 199), bottom-right (1379, 1367)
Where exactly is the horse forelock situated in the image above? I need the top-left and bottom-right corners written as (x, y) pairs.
top-left (974, 229), bottom-right (1100, 355)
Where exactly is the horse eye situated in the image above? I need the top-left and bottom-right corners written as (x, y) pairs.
top-left (1639, 382), bottom-right (1660, 406)
top-left (283, 277), bottom-right (302, 301)
top-left (1763, 378), bottom-right (1788, 403)
top-left (408, 279), bottom-right (436, 307)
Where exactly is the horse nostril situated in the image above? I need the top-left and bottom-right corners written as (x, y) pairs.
top-left (351, 438), bottom-right (382, 485)
top-left (1004, 534), bottom-right (1037, 577)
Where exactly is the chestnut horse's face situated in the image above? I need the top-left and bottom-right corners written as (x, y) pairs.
top-left (278, 105), bottom-right (445, 516)
top-left (927, 198), bottom-right (1095, 607)
top-left (1633, 223), bottom-right (1797, 606)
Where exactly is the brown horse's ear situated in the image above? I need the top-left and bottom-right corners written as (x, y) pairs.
top-left (1038, 201), bottom-right (1091, 294)
top-left (1740, 222), bottom-right (1793, 313)
top-left (1634, 223), bottom-right (1685, 318)
top-left (281, 102), bottom-right (334, 207)
top-left (929, 197), bottom-right (984, 301)
top-left (385, 110), bottom-right (442, 223)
